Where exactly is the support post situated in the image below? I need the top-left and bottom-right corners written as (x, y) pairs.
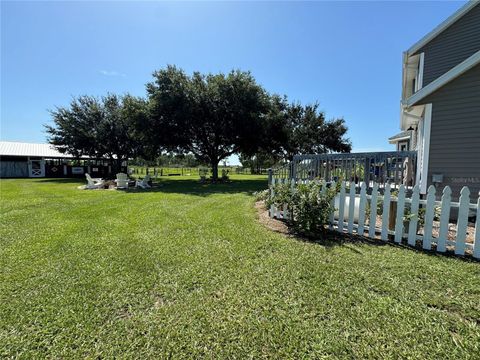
top-left (291, 158), bottom-right (297, 181)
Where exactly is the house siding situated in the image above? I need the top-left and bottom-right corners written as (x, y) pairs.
top-left (418, 63), bottom-right (480, 200)
top-left (416, 3), bottom-right (480, 86)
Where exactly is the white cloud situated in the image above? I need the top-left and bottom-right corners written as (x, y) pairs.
top-left (99, 70), bottom-right (126, 77)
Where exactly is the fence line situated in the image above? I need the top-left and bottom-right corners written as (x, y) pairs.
top-left (270, 151), bottom-right (417, 190)
top-left (128, 166), bottom-right (268, 177)
top-left (269, 178), bottom-right (479, 259)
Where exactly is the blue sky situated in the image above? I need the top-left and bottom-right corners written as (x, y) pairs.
top-left (1, 1), bottom-right (466, 164)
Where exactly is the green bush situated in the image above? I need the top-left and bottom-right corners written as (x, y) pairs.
top-left (390, 190), bottom-right (440, 227)
top-left (269, 182), bottom-right (336, 236)
top-left (253, 189), bottom-right (270, 202)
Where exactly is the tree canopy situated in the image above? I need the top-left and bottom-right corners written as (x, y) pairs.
top-left (46, 93), bottom-right (147, 173)
top-left (146, 66), bottom-right (270, 180)
top-left (47, 66), bottom-right (352, 180)
top-left (240, 96), bottom-right (351, 169)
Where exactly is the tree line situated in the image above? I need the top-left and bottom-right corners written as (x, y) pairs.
top-left (46, 66), bottom-right (351, 180)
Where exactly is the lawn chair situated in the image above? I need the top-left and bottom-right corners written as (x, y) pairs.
top-left (136, 174), bottom-right (151, 189)
top-left (85, 173), bottom-right (105, 189)
top-left (115, 173), bottom-right (129, 189)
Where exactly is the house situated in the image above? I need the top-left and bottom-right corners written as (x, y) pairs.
top-left (388, 130), bottom-right (414, 152)
top-left (391, 0), bottom-right (480, 197)
top-left (0, 141), bottom-right (125, 178)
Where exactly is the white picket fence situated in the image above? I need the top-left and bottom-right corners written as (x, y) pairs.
top-left (269, 179), bottom-right (480, 259)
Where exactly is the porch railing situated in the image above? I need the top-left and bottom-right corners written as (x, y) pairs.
top-left (269, 151), bottom-right (417, 190)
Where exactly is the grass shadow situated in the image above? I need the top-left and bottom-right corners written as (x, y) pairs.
top-left (269, 217), bottom-right (479, 263)
top-left (28, 178), bottom-right (84, 184)
top-left (126, 178), bottom-right (268, 197)
top-left (26, 177), bottom-right (268, 197)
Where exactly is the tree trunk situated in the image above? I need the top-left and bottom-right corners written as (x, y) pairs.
top-left (211, 160), bottom-right (219, 182)
top-left (112, 158), bottom-right (123, 176)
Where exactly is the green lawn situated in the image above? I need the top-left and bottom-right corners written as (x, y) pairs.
top-left (1, 176), bottom-right (479, 358)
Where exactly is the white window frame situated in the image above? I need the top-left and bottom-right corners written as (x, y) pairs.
top-left (416, 52), bottom-right (424, 92)
top-left (416, 103), bottom-right (432, 194)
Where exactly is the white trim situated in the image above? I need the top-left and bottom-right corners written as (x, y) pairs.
top-left (398, 141), bottom-right (409, 152)
top-left (405, 50), bottom-right (480, 107)
top-left (417, 52), bottom-right (424, 91)
top-left (415, 119), bottom-right (424, 188)
top-left (388, 136), bottom-right (410, 144)
top-left (407, 1), bottom-right (479, 55)
top-left (28, 158), bottom-right (46, 178)
top-left (420, 104), bottom-right (432, 194)
top-left (401, 104), bottom-right (425, 131)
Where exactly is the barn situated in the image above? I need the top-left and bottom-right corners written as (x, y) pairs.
top-left (0, 141), bottom-right (125, 178)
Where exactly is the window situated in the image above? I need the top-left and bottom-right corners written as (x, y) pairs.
top-left (398, 141), bottom-right (408, 152)
top-left (414, 53), bottom-right (424, 92)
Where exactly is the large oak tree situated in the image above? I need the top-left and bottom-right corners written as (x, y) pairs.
top-left (146, 66), bottom-right (270, 180)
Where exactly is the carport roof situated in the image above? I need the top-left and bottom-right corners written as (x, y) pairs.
top-left (0, 141), bottom-right (87, 158)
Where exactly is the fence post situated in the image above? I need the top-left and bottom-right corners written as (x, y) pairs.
top-left (394, 185), bottom-right (406, 244)
top-left (437, 186), bottom-right (452, 253)
top-left (269, 177), bottom-right (276, 218)
top-left (337, 181), bottom-right (346, 233)
top-left (407, 185), bottom-right (420, 246)
top-left (381, 183), bottom-right (391, 241)
top-left (368, 183), bottom-right (379, 238)
top-left (347, 182), bottom-right (356, 234)
top-left (329, 181), bottom-right (337, 230)
top-left (268, 168), bottom-right (273, 187)
top-left (473, 193), bottom-right (480, 259)
top-left (292, 158), bottom-right (297, 181)
top-left (358, 182), bottom-right (367, 236)
top-left (423, 185), bottom-right (436, 250)
top-left (455, 186), bottom-right (470, 255)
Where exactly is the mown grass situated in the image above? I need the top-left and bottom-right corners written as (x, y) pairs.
top-left (1, 176), bottom-right (479, 358)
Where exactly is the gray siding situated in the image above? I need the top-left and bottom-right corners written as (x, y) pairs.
top-left (418, 63), bottom-right (480, 200)
top-left (0, 161), bottom-right (29, 178)
top-left (416, 3), bottom-right (480, 86)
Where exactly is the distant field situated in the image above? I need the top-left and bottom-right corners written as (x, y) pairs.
top-left (129, 166), bottom-right (265, 177)
top-left (1, 176), bottom-right (479, 358)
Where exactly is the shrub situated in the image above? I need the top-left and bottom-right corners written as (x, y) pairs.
top-left (253, 189), bottom-right (270, 202)
top-left (403, 204), bottom-right (440, 227)
top-left (390, 190), bottom-right (440, 227)
top-left (269, 182), bottom-right (336, 237)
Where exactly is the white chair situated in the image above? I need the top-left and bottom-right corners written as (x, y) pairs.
top-left (115, 173), bottom-right (129, 189)
top-left (85, 173), bottom-right (105, 189)
top-left (136, 175), bottom-right (151, 189)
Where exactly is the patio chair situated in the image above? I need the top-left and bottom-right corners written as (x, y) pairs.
top-left (136, 174), bottom-right (151, 189)
top-left (115, 173), bottom-right (129, 189)
top-left (85, 173), bottom-right (105, 189)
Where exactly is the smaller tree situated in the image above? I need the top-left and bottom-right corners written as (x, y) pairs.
top-left (243, 96), bottom-right (351, 164)
top-left (239, 153), bottom-right (278, 174)
top-left (46, 94), bottom-right (147, 175)
top-left (286, 103), bottom-right (351, 158)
